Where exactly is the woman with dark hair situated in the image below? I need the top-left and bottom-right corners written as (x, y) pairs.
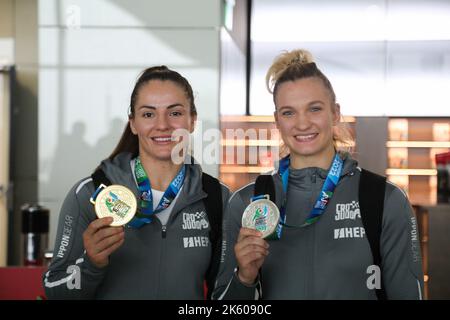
top-left (44, 66), bottom-right (230, 299)
top-left (213, 49), bottom-right (424, 300)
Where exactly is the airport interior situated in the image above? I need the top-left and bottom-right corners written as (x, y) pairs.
top-left (0, 0), bottom-right (450, 300)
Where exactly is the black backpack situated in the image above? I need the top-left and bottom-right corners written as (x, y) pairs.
top-left (254, 168), bottom-right (387, 300)
top-left (91, 169), bottom-right (223, 300)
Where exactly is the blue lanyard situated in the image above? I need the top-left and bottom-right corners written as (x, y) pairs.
top-left (128, 157), bottom-right (186, 228)
top-left (277, 153), bottom-right (343, 237)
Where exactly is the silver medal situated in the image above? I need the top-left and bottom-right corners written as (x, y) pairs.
top-left (242, 195), bottom-right (280, 239)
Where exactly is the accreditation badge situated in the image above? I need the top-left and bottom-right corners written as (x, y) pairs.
top-left (241, 195), bottom-right (280, 239)
top-left (90, 184), bottom-right (137, 226)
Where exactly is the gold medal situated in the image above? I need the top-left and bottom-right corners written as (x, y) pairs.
top-left (242, 195), bottom-right (280, 239)
top-left (90, 184), bottom-right (137, 226)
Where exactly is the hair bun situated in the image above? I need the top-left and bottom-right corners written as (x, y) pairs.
top-left (266, 49), bottom-right (315, 93)
top-left (287, 50), bottom-right (314, 66)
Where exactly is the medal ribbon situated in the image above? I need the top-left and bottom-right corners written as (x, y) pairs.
top-left (277, 153), bottom-right (343, 237)
top-left (128, 157), bottom-right (186, 228)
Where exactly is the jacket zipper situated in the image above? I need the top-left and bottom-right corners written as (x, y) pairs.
top-left (156, 221), bottom-right (166, 299)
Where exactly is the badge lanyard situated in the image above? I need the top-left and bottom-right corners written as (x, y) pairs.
top-left (276, 153), bottom-right (343, 237)
top-left (128, 157), bottom-right (186, 228)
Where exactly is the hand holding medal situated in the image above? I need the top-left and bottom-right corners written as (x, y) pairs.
top-left (234, 227), bottom-right (270, 285)
top-left (234, 194), bottom-right (276, 285)
top-left (84, 184), bottom-right (137, 268)
top-left (82, 216), bottom-right (125, 268)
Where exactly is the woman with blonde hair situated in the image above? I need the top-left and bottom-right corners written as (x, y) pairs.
top-left (213, 49), bottom-right (424, 300)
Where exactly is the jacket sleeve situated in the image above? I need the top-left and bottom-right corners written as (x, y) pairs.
top-left (381, 183), bottom-right (425, 299)
top-left (212, 188), bottom-right (262, 300)
top-left (43, 180), bottom-right (108, 299)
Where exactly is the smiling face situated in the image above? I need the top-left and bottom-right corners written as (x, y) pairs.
top-left (274, 77), bottom-right (340, 169)
top-left (129, 80), bottom-right (196, 162)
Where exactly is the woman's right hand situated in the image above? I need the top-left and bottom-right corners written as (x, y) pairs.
top-left (82, 217), bottom-right (125, 269)
top-left (234, 227), bottom-right (269, 285)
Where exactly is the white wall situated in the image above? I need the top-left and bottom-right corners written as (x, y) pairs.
top-left (38, 0), bottom-right (222, 248)
top-left (220, 28), bottom-right (246, 115)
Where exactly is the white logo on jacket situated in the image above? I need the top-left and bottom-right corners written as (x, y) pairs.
top-left (181, 211), bottom-right (210, 248)
top-left (57, 215), bottom-right (74, 258)
top-left (335, 201), bottom-right (361, 221)
top-left (410, 216), bottom-right (420, 263)
top-left (333, 201), bottom-right (365, 239)
top-left (334, 227), bottom-right (366, 239)
top-left (182, 211), bottom-right (209, 230)
top-left (183, 236), bottom-right (209, 248)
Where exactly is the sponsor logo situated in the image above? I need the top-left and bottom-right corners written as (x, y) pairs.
top-left (172, 172), bottom-right (184, 189)
top-left (141, 191), bottom-right (152, 201)
top-left (316, 191), bottom-right (333, 210)
top-left (334, 227), bottom-right (365, 239)
top-left (57, 215), bottom-right (74, 258)
top-left (220, 240), bottom-right (227, 263)
top-left (183, 236), bottom-right (209, 248)
top-left (182, 211), bottom-right (209, 230)
top-left (335, 201), bottom-right (361, 221)
top-left (135, 163), bottom-right (146, 179)
top-left (329, 158), bottom-right (341, 177)
top-left (411, 216), bottom-right (420, 263)
top-left (160, 196), bottom-right (171, 209)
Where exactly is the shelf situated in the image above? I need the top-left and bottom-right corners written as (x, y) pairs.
top-left (387, 141), bottom-right (450, 148)
top-left (386, 168), bottom-right (437, 176)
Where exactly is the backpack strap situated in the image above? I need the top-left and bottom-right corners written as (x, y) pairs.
top-left (91, 168), bottom-right (112, 189)
top-left (359, 168), bottom-right (387, 300)
top-left (201, 173), bottom-right (223, 300)
top-left (252, 174), bottom-right (277, 298)
top-left (254, 174), bottom-right (276, 203)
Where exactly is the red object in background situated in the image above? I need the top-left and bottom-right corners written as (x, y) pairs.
top-left (0, 267), bottom-right (47, 300)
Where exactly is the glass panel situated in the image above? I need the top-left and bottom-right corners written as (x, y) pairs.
top-left (251, 0), bottom-right (450, 116)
